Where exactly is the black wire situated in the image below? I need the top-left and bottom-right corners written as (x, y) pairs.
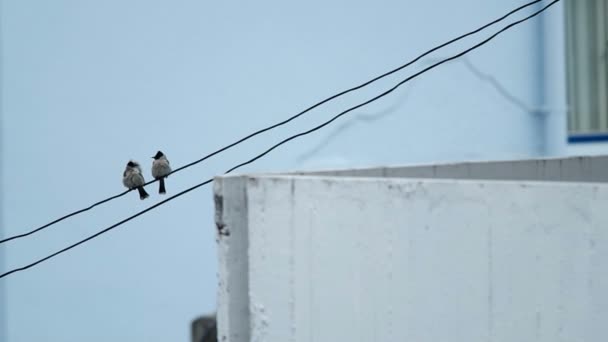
top-left (0, 180), bottom-right (213, 279)
top-left (0, 0), bottom-right (542, 245)
top-left (0, 0), bottom-right (560, 280)
top-left (168, 0), bottom-right (543, 176)
top-left (0, 191), bottom-right (129, 244)
top-left (227, 0), bottom-right (559, 173)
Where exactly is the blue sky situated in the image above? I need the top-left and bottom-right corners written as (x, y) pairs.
top-left (0, 1), bottom-right (549, 340)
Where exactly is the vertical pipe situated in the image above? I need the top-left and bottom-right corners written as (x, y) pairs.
top-left (538, 1), bottom-right (568, 156)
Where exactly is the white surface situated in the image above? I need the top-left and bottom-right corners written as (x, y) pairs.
top-left (214, 177), bottom-right (250, 342)
top-left (294, 155), bottom-right (608, 182)
top-left (568, 142), bottom-right (608, 156)
top-left (216, 171), bottom-right (608, 341)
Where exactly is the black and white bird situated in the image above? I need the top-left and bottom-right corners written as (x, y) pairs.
top-left (123, 160), bottom-right (149, 200)
top-left (151, 150), bottom-right (171, 194)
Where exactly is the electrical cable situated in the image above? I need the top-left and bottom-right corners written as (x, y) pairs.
top-left (0, 0), bottom-right (560, 279)
top-left (0, 0), bottom-right (543, 245)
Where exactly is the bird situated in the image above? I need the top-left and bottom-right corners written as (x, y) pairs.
top-left (151, 150), bottom-right (171, 194)
top-left (123, 160), bottom-right (149, 200)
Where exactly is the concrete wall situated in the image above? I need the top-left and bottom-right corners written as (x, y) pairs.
top-left (216, 157), bottom-right (608, 342)
top-left (293, 155), bottom-right (608, 182)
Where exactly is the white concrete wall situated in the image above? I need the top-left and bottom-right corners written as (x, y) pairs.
top-left (216, 157), bottom-right (608, 342)
top-left (214, 177), bottom-right (250, 342)
top-left (293, 155), bottom-right (608, 182)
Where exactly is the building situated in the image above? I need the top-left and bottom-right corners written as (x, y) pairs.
top-left (215, 155), bottom-right (608, 341)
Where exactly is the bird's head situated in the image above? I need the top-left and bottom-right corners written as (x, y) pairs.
top-left (152, 151), bottom-right (165, 160)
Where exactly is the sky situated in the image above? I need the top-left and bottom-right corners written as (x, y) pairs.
top-left (0, 1), bottom-right (553, 341)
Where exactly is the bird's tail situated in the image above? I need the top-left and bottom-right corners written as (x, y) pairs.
top-left (138, 186), bottom-right (150, 200)
top-left (159, 178), bottom-right (166, 195)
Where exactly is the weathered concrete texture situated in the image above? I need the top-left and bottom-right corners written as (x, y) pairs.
top-left (214, 177), bottom-right (250, 342)
top-left (216, 158), bottom-right (608, 342)
top-left (292, 155), bottom-right (608, 182)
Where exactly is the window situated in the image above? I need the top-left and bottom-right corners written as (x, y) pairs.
top-left (565, 0), bottom-right (608, 135)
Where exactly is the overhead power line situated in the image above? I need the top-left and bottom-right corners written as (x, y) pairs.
top-left (0, 0), bottom-right (560, 279)
top-left (0, 0), bottom-right (543, 245)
